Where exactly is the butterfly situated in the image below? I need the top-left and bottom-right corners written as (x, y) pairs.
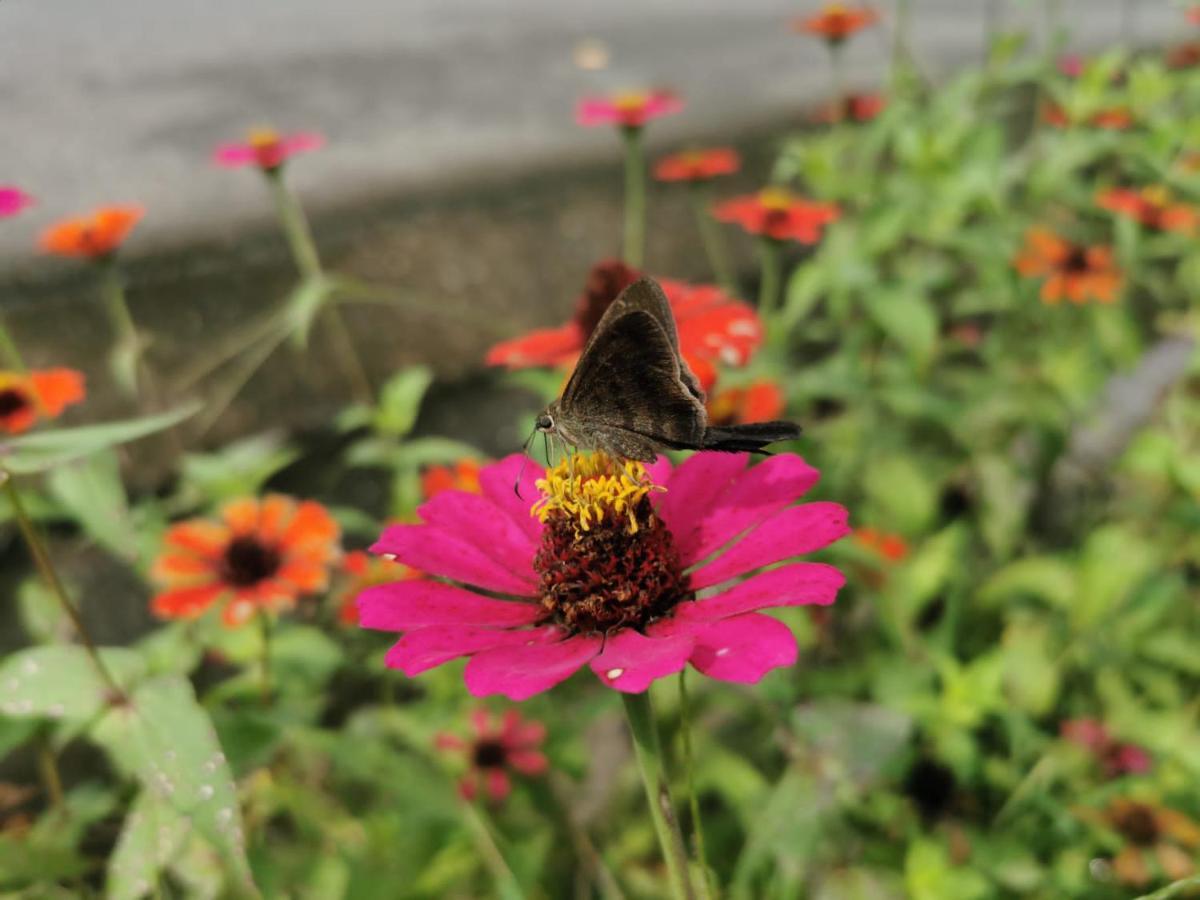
top-left (533, 276), bottom-right (799, 461)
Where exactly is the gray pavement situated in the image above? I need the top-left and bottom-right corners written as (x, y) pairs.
top-left (0, 0), bottom-right (1182, 264)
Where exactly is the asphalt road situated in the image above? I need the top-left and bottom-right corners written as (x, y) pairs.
top-left (0, 0), bottom-right (1181, 263)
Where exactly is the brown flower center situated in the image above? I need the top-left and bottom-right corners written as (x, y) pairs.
top-left (1115, 804), bottom-right (1161, 847)
top-left (1062, 246), bottom-right (1092, 274)
top-left (221, 536), bottom-right (281, 588)
top-left (533, 494), bottom-right (692, 635)
top-left (0, 387), bottom-right (31, 421)
top-left (472, 739), bottom-right (508, 769)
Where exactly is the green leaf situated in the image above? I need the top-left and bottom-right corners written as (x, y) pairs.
top-left (862, 455), bottom-right (937, 534)
top-left (977, 556), bottom-right (1076, 610)
top-left (284, 276), bottom-right (335, 349)
top-left (45, 449), bottom-right (138, 561)
top-left (374, 366), bottom-right (434, 438)
top-left (107, 789), bottom-right (191, 900)
top-left (91, 675), bottom-right (256, 893)
top-left (1001, 618), bottom-right (1060, 716)
top-left (864, 287), bottom-right (939, 366)
top-left (0, 646), bottom-right (144, 722)
top-left (0, 404), bottom-right (200, 475)
top-left (180, 432), bottom-right (298, 504)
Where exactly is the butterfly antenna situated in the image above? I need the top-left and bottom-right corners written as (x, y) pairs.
top-left (513, 425), bottom-right (538, 499)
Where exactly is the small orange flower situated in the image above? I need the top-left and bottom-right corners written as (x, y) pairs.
top-left (1188, 6), bottom-right (1200, 26)
top-left (1167, 42), bottom-right (1200, 69)
top-left (1014, 227), bottom-right (1122, 305)
top-left (421, 459), bottom-right (483, 500)
top-left (1083, 798), bottom-right (1200, 888)
top-left (854, 527), bottom-right (909, 563)
top-left (707, 381), bottom-right (786, 426)
top-left (713, 188), bottom-right (840, 244)
top-left (0, 369), bottom-right (86, 435)
top-left (152, 495), bottom-right (340, 627)
top-left (794, 3), bottom-right (879, 44)
top-left (654, 148), bottom-right (741, 183)
top-left (39, 206), bottom-right (143, 259)
top-left (335, 550), bottom-right (419, 625)
top-left (1042, 103), bottom-right (1133, 131)
top-left (814, 92), bottom-right (887, 124)
top-left (1097, 186), bottom-right (1198, 235)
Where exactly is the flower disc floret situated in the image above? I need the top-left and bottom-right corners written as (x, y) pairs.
top-left (531, 452), bottom-right (663, 535)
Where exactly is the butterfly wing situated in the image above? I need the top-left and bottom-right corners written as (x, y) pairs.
top-left (561, 307), bottom-right (707, 455)
top-left (572, 277), bottom-right (705, 403)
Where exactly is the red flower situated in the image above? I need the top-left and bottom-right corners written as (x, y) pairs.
top-left (713, 188), bottom-right (840, 244)
top-left (654, 148), bottom-right (741, 183)
top-left (793, 3), bottom-right (879, 44)
top-left (1167, 42), bottom-right (1200, 69)
top-left (1042, 103), bottom-right (1133, 131)
top-left (335, 550), bottom-right (418, 626)
top-left (575, 90), bottom-right (683, 129)
top-left (1061, 719), bottom-right (1152, 778)
top-left (485, 260), bottom-right (763, 392)
top-left (39, 206), bottom-right (143, 259)
top-left (422, 460), bottom-right (483, 500)
top-left (213, 128), bottom-right (324, 172)
top-left (814, 93), bottom-right (887, 124)
top-left (0, 187), bottom-right (34, 219)
top-left (152, 496), bottom-right (340, 627)
top-left (0, 369), bottom-right (86, 435)
top-left (436, 708), bottom-right (548, 803)
top-left (853, 527), bottom-right (909, 563)
top-left (1189, 6), bottom-right (1200, 25)
top-left (1014, 227), bottom-right (1122, 305)
top-left (1098, 186), bottom-right (1199, 234)
top-left (707, 381), bottom-right (786, 426)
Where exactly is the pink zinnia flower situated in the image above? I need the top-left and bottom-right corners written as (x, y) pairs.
top-left (576, 90), bottom-right (683, 129)
top-left (1061, 719), bottom-right (1152, 778)
top-left (0, 187), bottom-right (34, 219)
top-left (436, 708), bottom-right (549, 802)
top-left (213, 128), bottom-right (325, 172)
top-left (358, 451), bottom-right (849, 701)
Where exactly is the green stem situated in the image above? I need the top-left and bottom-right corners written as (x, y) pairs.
top-left (756, 239), bottom-right (783, 317)
top-left (460, 800), bottom-right (526, 900)
top-left (622, 127), bottom-right (647, 268)
top-left (0, 319), bottom-right (26, 372)
top-left (1134, 876), bottom-right (1200, 900)
top-left (36, 729), bottom-right (66, 817)
top-left (621, 691), bottom-right (695, 900)
top-left (99, 260), bottom-right (143, 398)
top-left (258, 611), bottom-right (273, 705)
top-left (323, 302), bottom-right (374, 406)
top-left (267, 168), bottom-right (323, 279)
top-left (829, 43), bottom-right (847, 119)
top-left (688, 184), bottom-right (736, 295)
top-left (678, 671), bottom-right (715, 898)
top-left (2, 472), bottom-right (126, 701)
top-left (890, 0), bottom-right (910, 86)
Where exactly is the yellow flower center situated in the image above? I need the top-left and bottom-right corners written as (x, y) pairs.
top-left (248, 127), bottom-right (281, 149)
top-left (532, 451), bottom-right (664, 535)
top-left (1141, 186), bottom-right (1170, 207)
top-left (759, 187), bottom-right (795, 211)
top-left (612, 91), bottom-right (649, 111)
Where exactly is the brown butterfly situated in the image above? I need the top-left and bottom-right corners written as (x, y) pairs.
top-left (534, 276), bottom-right (800, 461)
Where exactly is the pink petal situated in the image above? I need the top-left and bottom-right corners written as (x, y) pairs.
top-left (507, 750), bottom-right (548, 776)
top-left (500, 709), bottom-right (546, 746)
top-left (471, 708), bottom-right (494, 737)
top-left (684, 455), bottom-right (822, 566)
top-left (418, 491), bottom-right (538, 560)
top-left (576, 99), bottom-right (619, 126)
top-left (644, 455), bottom-right (674, 486)
top-left (212, 144), bottom-right (257, 167)
top-left (676, 562), bottom-right (844, 621)
top-left (358, 580), bottom-right (541, 631)
top-left (435, 732), bottom-right (466, 751)
top-left (587, 629), bottom-right (695, 693)
top-left (385, 625), bottom-right (557, 676)
top-left (479, 454), bottom-right (547, 545)
top-left (279, 132), bottom-right (324, 155)
top-left (689, 502), bottom-right (851, 589)
top-left (464, 634), bottom-right (601, 701)
top-left (0, 187), bottom-right (33, 218)
top-left (485, 768), bottom-right (511, 801)
top-left (372, 523), bottom-right (536, 595)
top-left (687, 614), bottom-right (797, 683)
top-left (643, 93), bottom-right (684, 118)
top-left (656, 453), bottom-right (748, 557)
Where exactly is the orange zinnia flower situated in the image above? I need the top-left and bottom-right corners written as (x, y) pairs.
top-left (713, 187), bottom-right (840, 244)
top-left (1097, 186), bottom-right (1198, 234)
top-left (654, 148), bottom-right (741, 183)
top-left (152, 495), bottom-right (340, 627)
top-left (335, 550), bottom-right (419, 625)
top-left (1042, 103), bottom-right (1133, 131)
top-left (794, 3), bottom-right (879, 43)
top-left (422, 459), bottom-right (483, 500)
top-left (854, 527), bottom-right (909, 563)
top-left (706, 380), bottom-right (786, 426)
top-left (814, 92), bottom-right (887, 124)
top-left (0, 369), bottom-right (86, 435)
top-left (1081, 798), bottom-right (1200, 888)
top-left (39, 206), bottom-right (143, 259)
top-left (1014, 227), bottom-right (1122, 305)
top-left (1167, 42), bottom-right (1200, 69)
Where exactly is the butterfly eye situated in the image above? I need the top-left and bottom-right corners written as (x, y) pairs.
top-left (536, 414), bottom-right (554, 431)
